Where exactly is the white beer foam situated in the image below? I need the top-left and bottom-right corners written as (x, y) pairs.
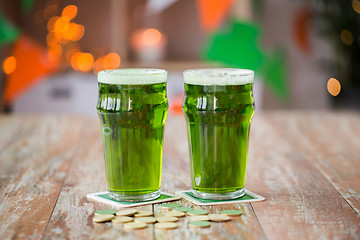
top-left (98, 69), bottom-right (167, 85)
top-left (183, 68), bottom-right (254, 85)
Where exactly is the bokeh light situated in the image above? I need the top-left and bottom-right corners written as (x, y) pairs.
top-left (71, 24), bottom-right (85, 41)
top-left (142, 28), bottom-right (162, 46)
top-left (47, 16), bottom-right (59, 32)
top-left (94, 56), bottom-right (104, 73)
top-left (76, 53), bottom-right (94, 72)
top-left (65, 48), bottom-right (80, 65)
top-left (62, 23), bottom-right (79, 40)
top-left (103, 53), bottom-right (121, 70)
top-left (62, 5), bottom-right (78, 20)
top-left (327, 78), bottom-right (341, 96)
top-left (33, 9), bottom-right (44, 24)
top-left (3, 56), bottom-right (16, 75)
top-left (48, 44), bottom-right (62, 64)
top-left (353, 0), bottom-right (360, 14)
top-left (54, 16), bottom-right (70, 33)
top-left (71, 52), bottom-right (82, 70)
top-left (46, 32), bottom-right (58, 46)
top-left (44, 4), bottom-right (58, 20)
top-left (340, 29), bottom-right (353, 46)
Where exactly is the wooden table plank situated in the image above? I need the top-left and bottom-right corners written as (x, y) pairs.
top-left (42, 118), bottom-right (154, 240)
top-left (0, 115), bottom-right (85, 240)
top-left (266, 112), bottom-right (360, 216)
top-left (155, 115), bottom-right (266, 240)
top-left (246, 113), bottom-right (360, 240)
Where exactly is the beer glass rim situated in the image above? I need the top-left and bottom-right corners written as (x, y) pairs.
top-left (183, 68), bottom-right (254, 86)
top-left (98, 68), bottom-right (167, 85)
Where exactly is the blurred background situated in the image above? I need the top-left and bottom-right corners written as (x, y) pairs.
top-left (0, 0), bottom-right (359, 115)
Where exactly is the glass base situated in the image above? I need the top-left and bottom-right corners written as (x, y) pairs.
top-left (192, 188), bottom-right (245, 200)
top-left (109, 190), bottom-right (160, 202)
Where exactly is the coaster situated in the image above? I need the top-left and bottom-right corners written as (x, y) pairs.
top-left (175, 189), bottom-right (265, 206)
top-left (87, 192), bottom-right (181, 208)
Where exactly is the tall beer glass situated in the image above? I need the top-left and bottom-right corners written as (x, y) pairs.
top-left (182, 68), bottom-right (255, 200)
top-left (97, 69), bottom-right (168, 201)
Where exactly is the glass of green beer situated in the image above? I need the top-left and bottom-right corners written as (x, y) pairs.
top-left (182, 68), bottom-right (255, 200)
top-left (97, 69), bottom-right (168, 201)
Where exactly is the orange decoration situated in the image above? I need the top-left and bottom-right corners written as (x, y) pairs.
top-left (103, 53), bottom-right (121, 70)
top-left (293, 6), bottom-right (312, 55)
top-left (4, 35), bottom-right (58, 104)
top-left (62, 5), bottom-right (78, 20)
top-left (196, 0), bottom-right (234, 32)
top-left (3, 56), bottom-right (17, 75)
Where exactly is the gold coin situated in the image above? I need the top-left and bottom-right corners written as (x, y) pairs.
top-left (164, 210), bottom-right (185, 217)
top-left (116, 209), bottom-right (137, 216)
top-left (188, 221), bottom-right (210, 228)
top-left (187, 209), bottom-right (208, 216)
top-left (112, 216), bottom-right (133, 223)
top-left (92, 214), bottom-right (115, 223)
top-left (124, 222), bottom-right (147, 229)
top-left (134, 217), bottom-right (157, 224)
top-left (134, 210), bottom-right (153, 217)
top-left (155, 222), bottom-right (178, 229)
top-left (156, 216), bottom-right (178, 222)
top-left (208, 214), bottom-right (231, 222)
top-left (220, 210), bottom-right (242, 216)
top-left (188, 215), bottom-right (209, 222)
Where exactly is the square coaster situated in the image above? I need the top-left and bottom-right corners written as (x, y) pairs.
top-left (175, 189), bottom-right (265, 206)
top-left (87, 192), bottom-right (181, 208)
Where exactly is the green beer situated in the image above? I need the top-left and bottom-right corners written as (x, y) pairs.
top-left (182, 68), bottom-right (255, 200)
top-left (97, 69), bottom-right (168, 201)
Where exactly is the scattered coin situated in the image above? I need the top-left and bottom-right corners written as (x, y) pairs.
top-left (155, 222), bottom-right (178, 229)
top-left (156, 216), bottom-right (178, 222)
top-left (172, 206), bottom-right (192, 212)
top-left (112, 216), bottom-right (133, 224)
top-left (94, 210), bottom-right (116, 216)
top-left (220, 210), bottom-right (242, 216)
top-left (188, 221), bottom-right (211, 228)
top-left (116, 209), bottom-right (138, 216)
top-left (208, 214), bottom-right (231, 222)
top-left (134, 210), bottom-right (153, 217)
top-left (161, 203), bottom-right (182, 209)
top-left (164, 210), bottom-right (186, 217)
top-left (188, 215), bottom-right (210, 222)
top-left (134, 217), bottom-right (157, 224)
top-left (92, 214), bottom-right (115, 223)
top-left (124, 222), bottom-right (147, 229)
top-left (187, 209), bottom-right (208, 216)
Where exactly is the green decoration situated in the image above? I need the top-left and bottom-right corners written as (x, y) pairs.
top-left (21, 0), bottom-right (36, 14)
top-left (203, 19), bottom-right (289, 100)
top-left (203, 20), bottom-right (264, 71)
top-left (0, 12), bottom-right (20, 46)
top-left (260, 48), bottom-right (289, 100)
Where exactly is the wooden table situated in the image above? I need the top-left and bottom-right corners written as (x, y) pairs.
top-left (1, 112), bottom-right (359, 239)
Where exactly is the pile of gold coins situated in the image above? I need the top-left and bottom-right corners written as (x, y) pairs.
top-left (92, 203), bottom-right (242, 230)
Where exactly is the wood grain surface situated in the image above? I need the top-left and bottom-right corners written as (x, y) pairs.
top-left (0, 112), bottom-right (359, 240)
